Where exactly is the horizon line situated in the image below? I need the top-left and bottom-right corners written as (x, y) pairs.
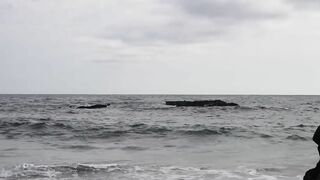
top-left (0, 93), bottom-right (319, 96)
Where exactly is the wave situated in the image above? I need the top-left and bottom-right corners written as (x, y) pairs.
top-left (283, 124), bottom-right (317, 133)
top-left (294, 124), bottom-right (317, 128)
top-left (256, 167), bottom-right (283, 172)
top-left (0, 122), bottom-right (246, 140)
top-left (258, 133), bottom-right (274, 138)
top-left (286, 135), bottom-right (310, 141)
top-left (304, 106), bottom-right (320, 112)
top-left (179, 126), bottom-right (241, 136)
top-left (0, 163), bottom-right (301, 180)
top-left (236, 105), bottom-right (291, 111)
top-left (0, 120), bottom-right (73, 130)
top-left (121, 146), bottom-right (148, 151)
top-left (181, 128), bottom-right (221, 136)
top-left (59, 145), bottom-right (99, 150)
top-left (0, 118), bottom-right (315, 142)
top-left (0, 163), bottom-right (123, 179)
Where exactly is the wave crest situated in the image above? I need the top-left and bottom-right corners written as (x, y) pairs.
top-left (0, 163), bottom-right (300, 180)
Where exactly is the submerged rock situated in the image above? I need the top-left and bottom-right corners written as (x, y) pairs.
top-left (165, 100), bottom-right (239, 107)
top-left (77, 104), bottom-right (110, 109)
top-left (304, 126), bottom-right (320, 180)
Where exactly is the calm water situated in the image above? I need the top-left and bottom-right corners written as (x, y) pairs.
top-left (0, 95), bottom-right (319, 179)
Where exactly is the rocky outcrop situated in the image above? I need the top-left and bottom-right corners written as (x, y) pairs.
top-left (304, 126), bottom-right (320, 180)
top-left (165, 100), bottom-right (239, 107)
top-left (77, 104), bottom-right (110, 109)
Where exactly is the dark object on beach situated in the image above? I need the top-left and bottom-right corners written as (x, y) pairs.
top-left (313, 127), bottom-right (320, 146)
top-left (304, 126), bottom-right (320, 180)
top-left (77, 104), bottom-right (110, 109)
top-left (165, 100), bottom-right (239, 107)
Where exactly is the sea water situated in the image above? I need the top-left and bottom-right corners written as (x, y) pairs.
top-left (0, 95), bottom-right (319, 179)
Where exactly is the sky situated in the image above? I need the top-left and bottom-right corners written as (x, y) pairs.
top-left (0, 0), bottom-right (320, 94)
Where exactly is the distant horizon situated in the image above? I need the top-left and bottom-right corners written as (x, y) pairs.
top-left (1, 93), bottom-right (320, 96)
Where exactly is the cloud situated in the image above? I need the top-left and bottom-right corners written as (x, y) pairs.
top-left (98, 0), bottom-right (283, 45)
top-left (1, 0), bottom-right (320, 94)
top-left (171, 0), bottom-right (280, 21)
top-left (92, 59), bottom-right (140, 64)
top-left (0, 1), bottom-right (13, 23)
top-left (0, 0), bottom-right (287, 67)
top-left (287, 0), bottom-right (320, 8)
top-left (0, 0), bottom-right (283, 46)
top-left (79, 0), bottom-right (285, 64)
top-left (0, 1), bottom-right (12, 10)
top-left (101, 19), bottom-right (223, 45)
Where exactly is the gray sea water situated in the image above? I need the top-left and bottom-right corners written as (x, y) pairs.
top-left (0, 95), bottom-right (319, 180)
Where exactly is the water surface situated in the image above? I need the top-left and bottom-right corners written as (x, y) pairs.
top-left (0, 95), bottom-right (319, 179)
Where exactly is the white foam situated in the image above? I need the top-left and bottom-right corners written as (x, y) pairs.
top-left (0, 163), bottom-right (58, 179)
top-left (0, 163), bottom-right (304, 180)
top-left (77, 163), bottom-right (120, 169)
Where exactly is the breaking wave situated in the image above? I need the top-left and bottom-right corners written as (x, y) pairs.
top-left (0, 163), bottom-right (302, 180)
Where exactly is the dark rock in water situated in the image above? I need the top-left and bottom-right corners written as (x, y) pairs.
top-left (165, 100), bottom-right (239, 107)
top-left (304, 126), bottom-right (320, 180)
top-left (77, 104), bottom-right (110, 109)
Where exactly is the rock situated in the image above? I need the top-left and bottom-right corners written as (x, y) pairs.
top-left (304, 126), bottom-right (320, 180)
top-left (313, 126), bottom-right (320, 146)
top-left (165, 100), bottom-right (239, 107)
top-left (77, 104), bottom-right (110, 109)
top-left (304, 163), bottom-right (320, 180)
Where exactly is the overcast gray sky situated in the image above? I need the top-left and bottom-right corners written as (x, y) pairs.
top-left (1, 0), bottom-right (320, 94)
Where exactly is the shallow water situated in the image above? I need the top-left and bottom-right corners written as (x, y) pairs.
top-left (0, 95), bottom-right (319, 179)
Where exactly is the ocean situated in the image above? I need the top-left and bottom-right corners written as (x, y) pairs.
top-left (0, 95), bottom-right (319, 180)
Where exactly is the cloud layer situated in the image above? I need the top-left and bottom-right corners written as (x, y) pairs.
top-left (288, 0), bottom-right (320, 8)
top-left (1, 0), bottom-right (320, 94)
top-left (99, 0), bottom-right (284, 45)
